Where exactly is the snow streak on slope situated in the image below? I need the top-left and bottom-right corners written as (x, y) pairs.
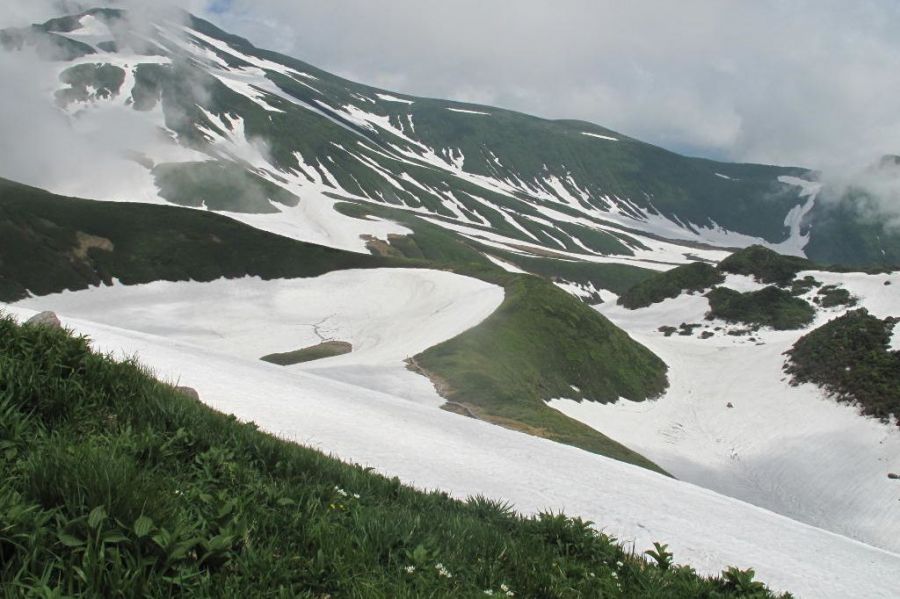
top-left (581, 132), bottom-right (618, 142)
top-left (549, 270), bottom-right (900, 553)
top-left (3, 302), bottom-right (898, 599)
top-left (14, 270), bottom-right (504, 406)
top-left (446, 107), bottom-right (491, 115)
top-left (12, 13), bottom-right (823, 268)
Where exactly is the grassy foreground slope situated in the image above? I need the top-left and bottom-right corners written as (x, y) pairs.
top-left (0, 178), bottom-right (395, 302)
top-left (0, 316), bottom-right (787, 597)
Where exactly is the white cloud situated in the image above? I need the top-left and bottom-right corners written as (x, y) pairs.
top-left (0, 2), bottom-right (203, 198)
top-left (196, 0), bottom-right (900, 174)
top-left (3, 0), bottom-right (900, 216)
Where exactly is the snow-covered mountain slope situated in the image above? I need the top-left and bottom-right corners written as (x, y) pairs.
top-left (13, 270), bottom-right (504, 406)
top-left (550, 269), bottom-right (900, 553)
top-left (2, 305), bottom-right (899, 599)
top-left (6, 7), bottom-right (896, 269)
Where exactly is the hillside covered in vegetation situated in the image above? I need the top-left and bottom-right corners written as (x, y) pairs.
top-left (0, 316), bottom-right (786, 597)
top-left (618, 262), bottom-right (725, 309)
top-left (784, 309), bottom-right (900, 425)
top-left (0, 178), bottom-right (395, 302)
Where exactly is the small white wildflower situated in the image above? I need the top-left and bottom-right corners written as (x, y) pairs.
top-left (334, 487), bottom-right (348, 497)
top-left (611, 572), bottom-right (618, 579)
top-left (506, 592), bottom-right (514, 598)
top-left (404, 565), bottom-right (416, 574)
top-left (616, 560), bottom-right (623, 568)
top-left (352, 493), bottom-right (360, 499)
top-left (435, 563), bottom-right (452, 578)
top-left (589, 572), bottom-right (595, 578)
top-left (483, 591), bottom-right (493, 596)
top-left (500, 584), bottom-right (509, 592)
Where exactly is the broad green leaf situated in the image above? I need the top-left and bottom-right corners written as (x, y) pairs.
top-left (88, 506), bottom-right (107, 529)
top-left (57, 532), bottom-right (85, 548)
top-left (134, 515), bottom-right (154, 538)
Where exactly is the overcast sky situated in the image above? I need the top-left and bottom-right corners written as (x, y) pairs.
top-left (189, 0), bottom-right (900, 172)
top-left (4, 0), bottom-right (900, 173)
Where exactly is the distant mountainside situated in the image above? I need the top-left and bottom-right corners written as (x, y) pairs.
top-left (3, 7), bottom-right (897, 268)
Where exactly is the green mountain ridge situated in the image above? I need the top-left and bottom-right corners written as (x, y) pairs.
top-left (5, 7), bottom-right (897, 268)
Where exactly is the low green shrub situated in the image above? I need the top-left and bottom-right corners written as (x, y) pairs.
top-left (618, 262), bottom-right (724, 309)
top-left (784, 309), bottom-right (899, 425)
top-left (706, 286), bottom-right (815, 330)
top-left (717, 246), bottom-right (812, 286)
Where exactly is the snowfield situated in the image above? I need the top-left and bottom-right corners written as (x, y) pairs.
top-left (13, 270), bottom-right (504, 407)
top-left (2, 291), bottom-right (899, 598)
top-left (550, 270), bottom-right (900, 555)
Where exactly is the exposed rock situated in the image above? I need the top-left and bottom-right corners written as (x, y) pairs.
top-left (726, 402), bottom-right (734, 409)
top-left (26, 311), bottom-right (61, 329)
top-left (889, 473), bottom-right (900, 480)
top-left (175, 386), bottom-right (200, 401)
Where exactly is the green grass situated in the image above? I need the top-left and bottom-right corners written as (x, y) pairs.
top-left (484, 249), bottom-right (656, 296)
top-left (0, 178), bottom-right (399, 302)
top-left (784, 309), bottom-right (900, 426)
top-left (334, 201), bottom-right (495, 269)
top-left (260, 341), bottom-right (352, 365)
top-left (618, 262), bottom-right (724, 309)
top-left (415, 270), bottom-right (670, 472)
top-left (0, 315), bottom-right (789, 597)
top-left (705, 286), bottom-right (815, 330)
top-left (717, 246), bottom-right (812, 286)
top-left (152, 162), bottom-right (300, 213)
top-left (336, 200), bottom-right (655, 296)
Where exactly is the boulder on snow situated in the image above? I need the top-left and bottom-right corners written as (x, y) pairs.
top-left (888, 473), bottom-right (900, 480)
top-left (26, 311), bottom-right (61, 329)
top-left (175, 386), bottom-right (200, 401)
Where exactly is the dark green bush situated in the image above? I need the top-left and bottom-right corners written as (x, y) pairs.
top-left (619, 262), bottom-right (724, 309)
top-left (718, 246), bottom-right (812, 286)
top-left (784, 309), bottom-right (899, 425)
top-left (706, 286), bottom-right (815, 330)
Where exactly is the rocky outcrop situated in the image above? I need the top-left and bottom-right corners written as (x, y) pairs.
top-left (175, 386), bottom-right (200, 401)
top-left (26, 311), bottom-right (61, 329)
